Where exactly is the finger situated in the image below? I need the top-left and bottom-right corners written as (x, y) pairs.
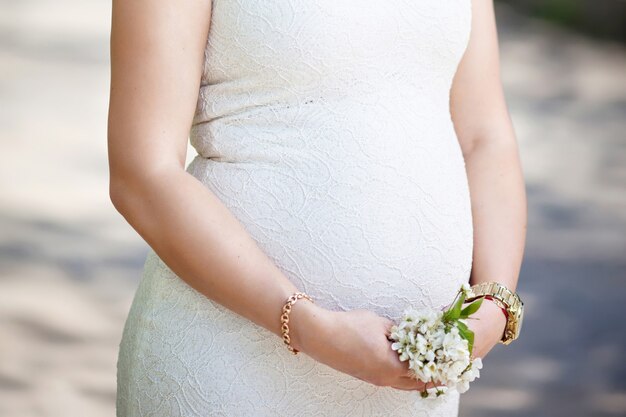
top-left (386, 353), bottom-right (411, 375)
top-left (390, 384), bottom-right (422, 392)
top-left (385, 319), bottom-right (396, 336)
top-left (393, 378), bottom-right (445, 392)
top-left (423, 379), bottom-right (446, 389)
top-left (390, 377), bottom-right (427, 391)
top-left (397, 375), bottom-right (447, 392)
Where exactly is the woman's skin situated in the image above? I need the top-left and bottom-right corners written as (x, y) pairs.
top-left (450, 0), bottom-right (527, 359)
top-left (107, 0), bottom-right (526, 393)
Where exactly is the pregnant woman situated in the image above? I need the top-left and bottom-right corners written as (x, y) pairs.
top-left (108, 0), bottom-right (527, 415)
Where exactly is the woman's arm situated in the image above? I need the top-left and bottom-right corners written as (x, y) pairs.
top-left (107, 0), bottom-right (427, 391)
top-left (107, 0), bottom-right (324, 348)
top-left (450, 0), bottom-right (528, 358)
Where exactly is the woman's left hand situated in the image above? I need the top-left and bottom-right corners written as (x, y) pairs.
top-left (465, 298), bottom-right (508, 359)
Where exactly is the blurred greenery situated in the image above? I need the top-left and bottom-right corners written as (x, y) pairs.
top-left (534, 0), bottom-right (581, 25)
top-left (497, 0), bottom-right (625, 42)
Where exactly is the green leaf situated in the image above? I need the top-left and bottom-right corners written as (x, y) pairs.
top-left (460, 298), bottom-right (483, 319)
top-left (467, 332), bottom-right (475, 355)
top-left (456, 320), bottom-right (469, 333)
top-left (456, 321), bottom-right (476, 355)
top-left (444, 290), bottom-right (466, 322)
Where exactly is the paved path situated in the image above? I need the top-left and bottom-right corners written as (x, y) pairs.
top-left (1, 2), bottom-right (624, 416)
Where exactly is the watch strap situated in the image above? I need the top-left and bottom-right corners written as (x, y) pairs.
top-left (465, 281), bottom-right (523, 345)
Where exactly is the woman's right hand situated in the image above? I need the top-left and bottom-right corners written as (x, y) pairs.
top-left (288, 301), bottom-right (444, 392)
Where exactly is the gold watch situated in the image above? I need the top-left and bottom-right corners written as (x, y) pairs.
top-left (465, 281), bottom-right (524, 345)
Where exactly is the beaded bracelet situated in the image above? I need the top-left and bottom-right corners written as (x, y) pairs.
top-left (280, 292), bottom-right (314, 355)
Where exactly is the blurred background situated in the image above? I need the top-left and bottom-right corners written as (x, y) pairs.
top-left (0, 0), bottom-right (624, 416)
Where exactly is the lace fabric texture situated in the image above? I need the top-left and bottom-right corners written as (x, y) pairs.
top-left (116, 0), bottom-right (474, 415)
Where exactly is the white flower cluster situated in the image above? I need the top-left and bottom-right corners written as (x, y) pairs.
top-left (388, 306), bottom-right (483, 398)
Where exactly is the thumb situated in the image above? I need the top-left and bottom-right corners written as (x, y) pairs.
top-left (383, 318), bottom-right (396, 338)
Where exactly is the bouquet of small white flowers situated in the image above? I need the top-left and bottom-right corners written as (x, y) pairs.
top-left (388, 283), bottom-right (484, 398)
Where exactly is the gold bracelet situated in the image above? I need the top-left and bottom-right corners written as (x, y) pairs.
top-left (280, 292), bottom-right (314, 355)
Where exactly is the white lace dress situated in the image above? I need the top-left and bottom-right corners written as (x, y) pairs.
top-left (116, 0), bottom-right (474, 415)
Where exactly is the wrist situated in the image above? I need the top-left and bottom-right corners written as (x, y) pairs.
top-left (481, 297), bottom-right (508, 340)
top-left (466, 281), bottom-right (524, 345)
top-left (484, 295), bottom-right (509, 320)
top-left (286, 298), bottom-right (331, 353)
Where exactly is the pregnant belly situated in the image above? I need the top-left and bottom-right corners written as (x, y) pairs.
top-left (186, 139), bottom-right (473, 321)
